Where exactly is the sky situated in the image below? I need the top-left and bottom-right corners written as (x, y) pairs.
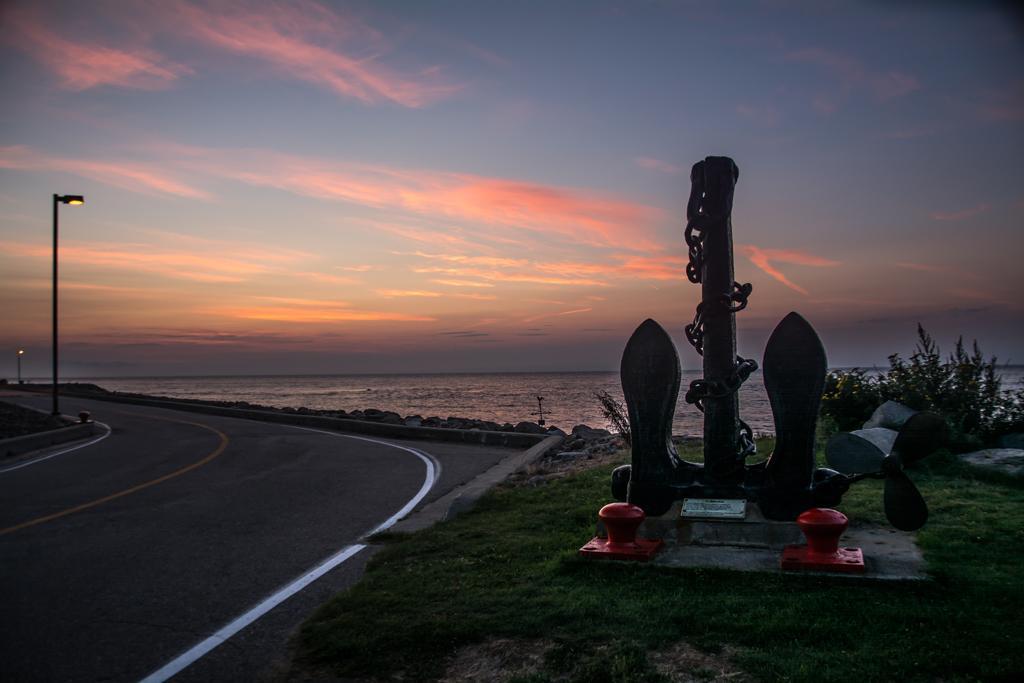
top-left (1, 0), bottom-right (1022, 378)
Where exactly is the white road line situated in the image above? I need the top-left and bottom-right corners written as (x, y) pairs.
top-left (139, 428), bottom-right (440, 683)
top-left (0, 421), bottom-right (112, 474)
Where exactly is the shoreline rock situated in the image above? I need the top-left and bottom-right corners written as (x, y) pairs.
top-left (53, 383), bottom-right (624, 459)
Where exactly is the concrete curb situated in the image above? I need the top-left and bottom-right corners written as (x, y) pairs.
top-left (27, 390), bottom-right (549, 449)
top-left (1, 422), bottom-right (97, 458)
top-left (387, 434), bottom-right (564, 534)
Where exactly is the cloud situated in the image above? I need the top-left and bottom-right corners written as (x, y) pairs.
top-left (430, 279), bottom-right (495, 288)
top-left (438, 330), bottom-right (490, 337)
top-left (0, 234), bottom-right (311, 283)
top-left (634, 157), bottom-right (680, 174)
top-left (376, 289), bottom-right (442, 297)
top-left (295, 271), bottom-right (361, 285)
top-left (213, 298), bottom-right (434, 322)
top-left (522, 307), bottom-right (592, 324)
top-left (738, 245), bottom-right (840, 295)
top-left (0, 145), bottom-right (210, 199)
top-left (4, 6), bottom-right (191, 91)
top-left (930, 203), bottom-right (990, 221)
top-left (160, 146), bottom-right (663, 249)
top-left (975, 81), bottom-right (1024, 122)
top-left (785, 47), bottom-right (920, 112)
top-left (413, 252), bottom-right (685, 286)
top-left (168, 0), bottom-right (460, 107)
top-left (735, 104), bottom-right (780, 127)
top-left (895, 261), bottom-right (944, 273)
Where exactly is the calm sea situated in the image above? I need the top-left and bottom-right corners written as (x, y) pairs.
top-left (69, 368), bottom-right (1024, 438)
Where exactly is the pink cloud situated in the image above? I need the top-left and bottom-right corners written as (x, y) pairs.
top-left (739, 245), bottom-right (840, 295)
top-left (4, 7), bottom-right (190, 91)
top-left (0, 145), bottom-right (209, 199)
top-left (168, 0), bottom-right (460, 107)
top-left (0, 236), bottom-right (310, 283)
top-left (168, 146), bottom-right (663, 249)
top-left (634, 157), bottom-right (680, 174)
top-left (930, 204), bottom-right (990, 221)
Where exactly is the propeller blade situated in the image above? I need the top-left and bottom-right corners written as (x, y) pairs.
top-left (826, 432), bottom-right (886, 474)
top-left (892, 411), bottom-right (948, 464)
top-left (884, 469), bottom-right (929, 531)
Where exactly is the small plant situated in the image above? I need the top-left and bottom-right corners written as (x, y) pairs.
top-left (595, 389), bottom-right (631, 446)
top-left (821, 324), bottom-right (1024, 449)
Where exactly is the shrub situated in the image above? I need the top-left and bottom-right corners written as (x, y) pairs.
top-left (821, 325), bottom-right (1024, 449)
top-left (595, 389), bottom-right (631, 446)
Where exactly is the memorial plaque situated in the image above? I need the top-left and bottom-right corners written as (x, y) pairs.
top-left (681, 498), bottom-right (747, 520)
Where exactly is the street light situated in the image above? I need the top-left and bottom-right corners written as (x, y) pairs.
top-left (17, 349), bottom-right (24, 384)
top-left (53, 194), bottom-right (84, 415)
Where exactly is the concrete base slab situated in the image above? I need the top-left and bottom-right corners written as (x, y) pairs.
top-left (607, 501), bottom-right (803, 551)
top-left (649, 525), bottom-right (926, 580)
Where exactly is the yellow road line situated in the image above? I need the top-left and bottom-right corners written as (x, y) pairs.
top-left (0, 417), bottom-right (229, 536)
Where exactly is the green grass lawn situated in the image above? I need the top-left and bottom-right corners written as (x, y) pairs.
top-left (296, 441), bottom-right (1024, 682)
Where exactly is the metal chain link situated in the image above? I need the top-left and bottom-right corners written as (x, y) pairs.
top-left (683, 164), bottom-right (757, 459)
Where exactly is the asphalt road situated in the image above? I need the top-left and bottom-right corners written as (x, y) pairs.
top-left (0, 393), bottom-right (518, 682)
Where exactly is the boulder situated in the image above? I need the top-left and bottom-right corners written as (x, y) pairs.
top-left (958, 448), bottom-right (1024, 477)
top-left (572, 425), bottom-right (612, 441)
top-left (546, 426), bottom-right (567, 437)
top-left (862, 401), bottom-right (917, 430)
top-left (513, 421), bottom-right (547, 434)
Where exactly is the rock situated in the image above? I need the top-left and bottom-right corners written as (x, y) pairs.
top-left (546, 426), bottom-right (567, 437)
top-left (563, 437), bottom-right (586, 450)
top-left (500, 422), bottom-right (515, 432)
top-left (958, 448), bottom-right (1024, 477)
top-left (554, 450), bottom-right (588, 461)
top-left (423, 416), bottom-right (443, 427)
top-left (849, 427), bottom-right (898, 455)
top-left (526, 475), bottom-right (547, 487)
top-left (514, 421), bottom-right (546, 434)
top-left (999, 433), bottom-right (1024, 449)
top-left (572, 425), bottom-right (612, 441)
top-left (403, 415), bottom-right (423, 427)
top-left (862, 401), bottom-right (917, 430)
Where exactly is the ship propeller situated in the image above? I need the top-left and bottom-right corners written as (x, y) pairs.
top-left (825, 412), bottom-right (946, 531)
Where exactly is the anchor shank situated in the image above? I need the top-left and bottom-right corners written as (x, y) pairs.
top-left (699, 157), bottom-right (743, 485)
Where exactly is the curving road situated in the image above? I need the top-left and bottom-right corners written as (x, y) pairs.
top-left (0, 393), bottom-right (518, 681)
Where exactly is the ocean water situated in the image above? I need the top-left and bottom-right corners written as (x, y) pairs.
top-left (70, 367), bottom-right (1024, 438)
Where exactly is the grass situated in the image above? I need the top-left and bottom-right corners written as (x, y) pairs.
top-left (296, 440), bottom-right (1024, 682)
top-left (0, 399), bottom-right (64, 441)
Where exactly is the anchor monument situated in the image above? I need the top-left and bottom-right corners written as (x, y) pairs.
top-left (584, 157), bottom-right (944, 566)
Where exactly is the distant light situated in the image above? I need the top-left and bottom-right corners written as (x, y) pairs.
top-left (18, 349), bottom-right (24, 355)
top-left (57, 194), bottom-right (84, 205)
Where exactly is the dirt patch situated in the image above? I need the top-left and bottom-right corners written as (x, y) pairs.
top-left (648, 642), bottom-right (750, 682)
top-left (441, 638), bottom-right (553, 682)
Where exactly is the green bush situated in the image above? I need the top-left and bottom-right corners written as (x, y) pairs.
top-left (821, 325), bottom-right (1024, 449)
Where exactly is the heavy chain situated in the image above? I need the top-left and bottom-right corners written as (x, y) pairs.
top-left (683, 162), bottom-right (757, 458)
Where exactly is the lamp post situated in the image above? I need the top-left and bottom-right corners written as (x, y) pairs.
top-left (17, 349), bottom-right (24, 384)
top-left (52, 194), bottom-right (84, 415)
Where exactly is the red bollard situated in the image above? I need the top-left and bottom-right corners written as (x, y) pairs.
top-left (578, 502), bottom-right (663, 561)
top-left (781, 508), bottom-right (864, 573)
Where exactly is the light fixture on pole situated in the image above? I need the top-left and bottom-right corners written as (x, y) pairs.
top-left (17, 349), bottom-right (24, 384)
top-left (52, 194), bottom-right (84, 415)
